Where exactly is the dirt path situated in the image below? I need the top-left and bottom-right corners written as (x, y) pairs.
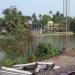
top-left (44, 55), bottom-right (75, 67)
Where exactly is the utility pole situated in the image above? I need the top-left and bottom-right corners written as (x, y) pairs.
top-left (63, 0), bottom-right (70, 50)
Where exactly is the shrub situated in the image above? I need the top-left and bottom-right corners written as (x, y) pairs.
top-left (15, 56), bottom-right (27, 64)
top-left (35, 43), bottom-right (52, 60)
top-left (15, 54), bottom-right (36, 64)
top-left (0, 58), bottom-right (16, 67)
top-left (0, 42), bottom-right (60, 67)
top-left (34, 43), bottom-right (60, 60)
top-left (25, 53), bottom-right (36, 63)
top-left (48, 48), bottom-right (60, 57)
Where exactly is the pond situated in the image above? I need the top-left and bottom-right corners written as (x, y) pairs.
top-left (38, 34), bottom-right (75, 49)
top-left (0, 51), bottom-right (5, 60)
top-left (0, 34), bottom-right (75, 60)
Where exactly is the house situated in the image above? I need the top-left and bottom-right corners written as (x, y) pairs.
top-left (47, 21), bottom-right (59, 32)
top-left (27, 20), bottom-right (44, 34)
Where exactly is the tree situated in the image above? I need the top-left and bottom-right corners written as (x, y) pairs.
top-left (49, 10), bottom-right (52, 15)
top-left (25, 16), bottom-right (32, 21)
top-left (39, 14), bottom-right (42, 19)
top-left (49, 10), bottom-right (52, 18)
top-left (56, 11), bottom-right (60, 16)
top-left (0, 18), bottom-right (5, 30)
top-left (32, 13), bottom-right (39, 25)
top-left (52, 11), bottom-right (64, 23)
top-left (40, 14), bottom-right (51, 25)
top-left (2, 6), bottom-right (27, 32)
top-left (0, 6), bottom-right (36, 58)
top-left (70, 19), bottom-right (75, 33)
top-left (32, 13), bottom-right (37, 20)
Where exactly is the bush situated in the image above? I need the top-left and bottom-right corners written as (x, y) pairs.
top-left (35, 43), bottom-right (60, 60)
top-left (0, 42), bottom-right (60, 67)
top-left (48, 48), bottom-right (60, 57)
top-left (25, 53), bottom-right (36, 63)
top-left (0, 58), bottom-right (16, 67)
top-left (35, 43), bottom-right (52, 60)
top-left (15, 56), bottom-right (27, 64)
top-left (15, 54), bottom-right (36, 64)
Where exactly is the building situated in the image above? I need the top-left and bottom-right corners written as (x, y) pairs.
top-left (27, 20), bottom-right (43, 34)
top-left (47, 21), bottom-right (59, 32)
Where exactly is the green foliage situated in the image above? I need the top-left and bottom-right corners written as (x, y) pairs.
top-left (0, 18), bottom-right (5, 28)
top-left (70, 19), bottom-right (75, 33)
top-left (36, 43), bottom-right (52, 56)
top-left (0, 7), bottom-right (74, 33)
top-left (40, 15), bottom-right (51, 25)
top-left (52, 11), bottom-right (65, 31)
top-left (52, 11), bottom-right (64, 23)
top-left (0, 6), bottom-right (28, 33)
top-left (0, 58), bottom-right (16, 67)
top-left (35, 43), bottom-right (60, 60)
top-left (25, 53), bottom-right (36, 63)
top-left (48, 48), bottom-right (60, 57)
top-left (32, 13), bottom-right (39, 25)
top-left (0, 54), bottom-right (36, 67)
top-left (32, 13), bottom-right (37, 20)
top-left (0, 42), bottom-right (60, 67)
top-left (72, 48), bottom-right (75, 51)
top-left (15, 56), bottom-right (27, 64)
top-left (0, 7), bottom-right (62, 67)
top-left (0, 6), bottom-right (36, 57)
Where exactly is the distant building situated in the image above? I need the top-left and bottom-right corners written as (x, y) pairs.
top-left (0, 27), bottom-right (7, 34)
top-left (47, 21), bottom-right (53, 31)
top-left (27, 20), bottom-right (32, 25)
top-left (26, 20), bottom-right (44, 34)
top-left (47, 21), bottom-right (59, 32)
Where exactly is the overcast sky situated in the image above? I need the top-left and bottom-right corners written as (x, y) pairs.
top-left (0, 0), bottom-right (74, 17)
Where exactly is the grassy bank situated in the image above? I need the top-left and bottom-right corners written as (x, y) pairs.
top-left (0, 43), bottom-right (60, 67)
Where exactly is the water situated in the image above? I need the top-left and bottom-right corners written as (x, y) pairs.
top-left (38, 34), bottom-right (75, 49)
top-left (0, 34), bottom-right (75, 60)
top-left (0, 51), bottom-right (5, 60)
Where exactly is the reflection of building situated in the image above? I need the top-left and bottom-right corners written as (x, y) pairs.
top-left (47, 21), bottom-right (59, 32)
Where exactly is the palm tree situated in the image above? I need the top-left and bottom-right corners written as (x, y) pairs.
top-left (39, 14), bottom-right (42, 19)
top-left (49, 10), bottom-right (52, 18)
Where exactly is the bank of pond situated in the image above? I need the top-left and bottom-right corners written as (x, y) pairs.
top-left (0, 34), bottom-right (75, 67)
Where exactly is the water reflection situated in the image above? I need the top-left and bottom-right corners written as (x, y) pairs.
top-left (38, 34), bottom-right (75, 49)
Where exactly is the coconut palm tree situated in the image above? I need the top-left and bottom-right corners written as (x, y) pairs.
top-left (49, 10), bottom-right (53, 18)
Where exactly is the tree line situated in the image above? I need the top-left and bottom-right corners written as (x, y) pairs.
top-left (0, 6), bottom-right (75, 33)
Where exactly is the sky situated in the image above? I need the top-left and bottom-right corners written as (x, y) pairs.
top-left (0, 0), bottom-right (75, 17)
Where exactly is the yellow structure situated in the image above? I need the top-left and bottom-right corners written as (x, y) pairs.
top-left (47, 21), bottom-right (58, 31)
top-left (47, 21), bottom-right (53, 31)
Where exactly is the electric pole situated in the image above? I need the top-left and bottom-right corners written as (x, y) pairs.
top-left (63, 0), bottom-right (70, 50)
